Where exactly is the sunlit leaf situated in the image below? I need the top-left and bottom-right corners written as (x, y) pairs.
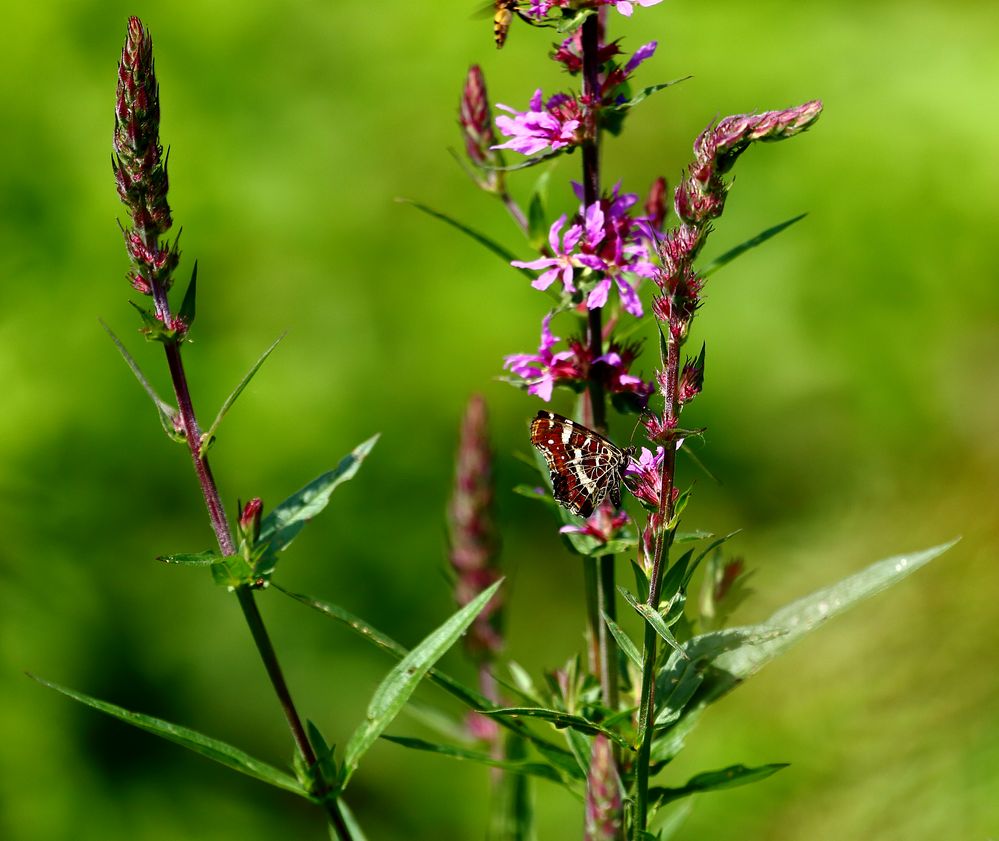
top-left (601, 611), bottom-right (642, 669)
top-left (649, 763), bottom-right (788, 808)
top-left (341, 581), bottom-right (502, 786)
top-left (254, 434), bottom-right (379, 580)
top-left (156, 550), bottom-right (219, 566)
top-left (700, 214), bottom-right (807, 278)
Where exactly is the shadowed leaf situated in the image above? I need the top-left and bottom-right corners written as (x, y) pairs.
top-left (382, 735), bottom-right (565, 784)
top-left (30, 675), bottom-right (306, 797)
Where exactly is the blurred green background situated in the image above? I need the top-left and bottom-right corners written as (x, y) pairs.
top-left (2, 1), bottom-right (997, 838)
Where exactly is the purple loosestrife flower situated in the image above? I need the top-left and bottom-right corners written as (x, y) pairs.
top-left (504, 315), bottom-right (653, 405)
top-left (572, 186), bottom-right (657, 317)
top-left (503, 314), bottom-right (578, 402)
top-left (625, 446), bottom-right (666, 509)
top-left (448, 396), bottom-right (503, 661)
top-left (512, 215), bottom-right (580, 295)
top-left (584, 735), bottom-right (623, 841)
top-left (494, 89), bottom-right (583, 156)
top-left (528, 0), bottom-right (662, 20)
top-left (560, 505), bottom-right (630, 544)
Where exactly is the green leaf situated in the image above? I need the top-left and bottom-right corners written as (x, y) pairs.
top-left (649, 763), bottom-right (788, 808)
top-left (491, 735), bottom-right (538, 840)
top-left (601, 611), bottom-right (642, 670)
top-left (655, 793), bottom-right (695, 840)
top-left (178, 261), bottom-right (197, 330)
top-left (100, 319), bottom-right (180, 440)
top-left (582, 537), bottom-right (638, 558)
top-left (704, 540), bottom-right (957, 703)
top-left (700, 214), bottom-right (807, 278)
top-left (606, 77), bottom-right (693, 112)
top-left (480, 707), bottom-right (632, 751)
top-left (619, 588), bottom-right (686, 658)
top-left (156, 550), bottom-right (220, 566)
top-left (254, 434), bottom-right (379, 580)
top-left (341, 580), bottom-right (502, 786)
top-left (128, 300), bottom-right (177, 344)
top-left (335, 800), bottom-right (368, 841)
top-left (381, 736), bottom-right (564, 784)
top-left (527, 168), bottom-right (552, 249)
top-left (30, 674), bottom-right (306, 797)
top-left (209, 554), bottom-right (254, 590)
top-left (398, 198), bottom-right (534, 280)
top-left (675, 530), bottom-right (713, 544)
top-left (198, 333), bottom-right (285, 457)
top-left (556, 6), bottom-right (595, 33)
top-left (277, 585), bottom-right (577, 771)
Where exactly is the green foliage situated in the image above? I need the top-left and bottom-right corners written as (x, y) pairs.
top-left (700, 214), bottom-right (808, 278)
top-left (30, 675), bottom-right (307, 798)
top-left (253, 434), bottom-right (379, 581)
top-left (339, 580), bottom-right (502, 787)
top-left (648, 763), bottom-right (788, 808)
top-left (198, 333), bottom-right (286, 457)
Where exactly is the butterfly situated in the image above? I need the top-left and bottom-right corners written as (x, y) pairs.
top-left (530, 410), bottom-right (635, 518)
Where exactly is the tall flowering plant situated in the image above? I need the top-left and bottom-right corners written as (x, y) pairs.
top-left (29, 9), bottom-right (956, 841)
top-left (400, 3), bottom-right (955, 840)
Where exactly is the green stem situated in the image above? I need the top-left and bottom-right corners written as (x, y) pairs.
top-left (632, 328), bottom-right (681, 837)
top-left (143, 249), bottom-right (354, 839)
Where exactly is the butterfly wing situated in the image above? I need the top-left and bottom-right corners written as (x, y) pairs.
top-left (530, 411), bottom-right (628, 518)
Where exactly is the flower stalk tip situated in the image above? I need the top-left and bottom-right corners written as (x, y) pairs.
top-left (448, 395), bottom-right (503, 660)
top-left (584, 735), bottom-right (623, 841)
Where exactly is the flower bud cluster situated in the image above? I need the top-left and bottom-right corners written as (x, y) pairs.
top-left (114, 17), bottom-right (177, 295)
top-left (448, 396), bottom-right (504, 660)
top-left (459, 66), bottom-right (504, 193)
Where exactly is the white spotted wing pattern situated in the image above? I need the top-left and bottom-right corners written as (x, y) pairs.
top-left (530, 410), bottom-right (634, 518)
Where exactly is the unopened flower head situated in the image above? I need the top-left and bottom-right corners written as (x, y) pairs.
top-left (585, 735), bottom-right (623, 841)
top-left (448, 396), bottom-right (503, 660)
top-left (114, 17), bottom-right (171, 241)
top-left (459, 65), bottom-right (504, 192)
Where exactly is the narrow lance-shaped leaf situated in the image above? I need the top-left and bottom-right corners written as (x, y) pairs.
top-left (699, 540), bottom-right (957, 706)
top-left (606, 77), bottom-right (693, 112)
top-left (601, 611), bottom-right (642, 670)
top-left (397, 198), bottom-right (534, 280)
top-left (277, 585), bottom-right (578, 771)
top-left (341, 580), bottom-right (503, 787)
top-left (381, 735), bottom-right (565, 784)
top-left (648, 763), bottom-right (788, 808)
top-left (198, 333), bottom-right (285, 457)
top-left (334, 801), bottom-right (369, 841)
top-left (619, 587), bottom-right (686, 658)
top-left (30, 675), bottom-right (306, 798)
top-left (254, 434), bottom-right (379, 580)
top-left (100, 319), bottom-right (179, 438)
top-left (480, 707), bottom-right (633, 751)
top-left (157, 550), bottom-right (220, 566)
top-left (178, 261), bottom-right (197, 329)
top-left (700, 214), bottom-right (807, 278)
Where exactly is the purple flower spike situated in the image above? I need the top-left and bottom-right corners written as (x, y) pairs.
top-left (585, 735), bottom-right (623, 841)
